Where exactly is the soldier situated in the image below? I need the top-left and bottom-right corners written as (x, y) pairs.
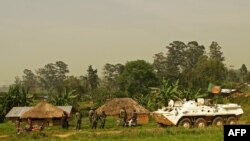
top-left (89, 107), bottom-right (94, 127)
top-left (119, 107), bottom-right (127, 127)
top-left (131, 109), bottom-right (137, 126)
top-left (99, 111), bottom-right (107, 129)
top-left (75, 110), bottom-right (82, 130)
top-left (61, 111), bottom-right (68, 129)
top-left (91, 111), bottom-right (99, 129)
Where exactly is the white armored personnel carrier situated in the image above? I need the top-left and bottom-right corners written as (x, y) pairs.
top-left (152, 98), bottom-right (243, 128)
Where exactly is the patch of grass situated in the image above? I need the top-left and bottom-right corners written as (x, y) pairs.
top-left (0, 121), bottom-right (15, 135)
top-left (6, 132), bottom-right (49, 141)
top-left (58, 127), bottom-right (223, 141)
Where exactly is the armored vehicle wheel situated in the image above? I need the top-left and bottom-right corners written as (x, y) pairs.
top-left (226, 116), bottom-right (237, 125)
top-left (194, 118), bottom-right (207, 128)
top-left (212, 117), bottom-right (224, 127)
top-left (178, 118), bottom-right (192, 128)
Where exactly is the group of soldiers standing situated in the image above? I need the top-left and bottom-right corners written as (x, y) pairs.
top-left (63, 106), bottom-right (137, 131)
top-left (73, 107), bottom-right (107, 130)
top-left (88, 107), bottom-right (107, 129)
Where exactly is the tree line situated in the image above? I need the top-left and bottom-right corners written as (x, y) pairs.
top-left (1, 40), bottom-right (250, 122)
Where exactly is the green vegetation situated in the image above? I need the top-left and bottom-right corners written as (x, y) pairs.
top-left (0, 84), bottom-right (33, 122)
top-left (1, 96), bottom-right (249, 141)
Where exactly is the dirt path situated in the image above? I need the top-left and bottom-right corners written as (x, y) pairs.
top-left (52, 128), bottom-right (163, 138)
top-left (53, 132), bottom-right (77, 138)
top-left (52, 130), bottom-right (122, 138)
top-left (0, 135), bottom-right (8, 138)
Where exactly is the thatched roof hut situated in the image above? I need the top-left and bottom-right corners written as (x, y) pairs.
top-left (20, 101), bottom-right (71, 126)
top-left (21, 101), bottom-right (65, 119)
top-left (96, 98), bottom-right (150, 124)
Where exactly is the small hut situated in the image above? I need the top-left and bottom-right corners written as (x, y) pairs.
top-left (96, 98), bottom-right (150, 124)
top-left (21, 101), bottom-right (70, 126)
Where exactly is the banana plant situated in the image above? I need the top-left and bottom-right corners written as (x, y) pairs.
top-left (149, 79), bottom-right (180, 110)
top-left (50, 88), bottom-right (79, 107)
top-left (177, 88), bottom-right (207, 100)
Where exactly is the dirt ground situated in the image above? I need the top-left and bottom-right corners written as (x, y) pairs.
top-left (52, 128), bottom-right (163, 138)
top-left (53, 132), bottom-right (77, 138)
top-left (0, 135), bottom-right (8, 139)
top-left (53, 130), bottom-right (122, 138)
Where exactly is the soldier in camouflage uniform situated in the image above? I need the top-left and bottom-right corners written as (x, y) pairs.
top-left (99, 111), bottom-right (107, 129)
top-left (91, 111), bottom-right (99, 129)
top-left (131, 109), bottom-right (137, 126)
top-left (119, 107), bottom-right (127, 127)
top-left (89, 107), bottom-right (94, 127)
top-left (75, 111), bottom-right (82, 130)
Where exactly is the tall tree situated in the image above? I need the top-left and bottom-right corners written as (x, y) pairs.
top-left (36, 61), bottom-right (69, 93)
top-left (209, 41), bottom-right (224, 62)
top-left (184, 41), bottom-right (206, 69)
top-left (22, 69), bottom-right (37, 92)
top-left (239, 64), bottom-right (248, 83)
top-left (180, 41), bottom-right (206, 88)
top-left (154, 41), bottom-right (206, 87)
top-left (103, 63), bottom-right (124, 92)
top-left (165, 41), bottom-right (186, 83)
top-left (153, 52), bottom-right (168, 79)
top-left (87, 65), bottom-right (99, 90)
top-left (192, 56), bottom-right (227, 90)
top-left (118, 60), bottom-right (159, 97)
top-left (154, 41), bottom-right (226, 91)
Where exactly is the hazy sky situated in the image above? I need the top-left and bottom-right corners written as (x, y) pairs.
top-left (0, 0), bottom-right (250, 85)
